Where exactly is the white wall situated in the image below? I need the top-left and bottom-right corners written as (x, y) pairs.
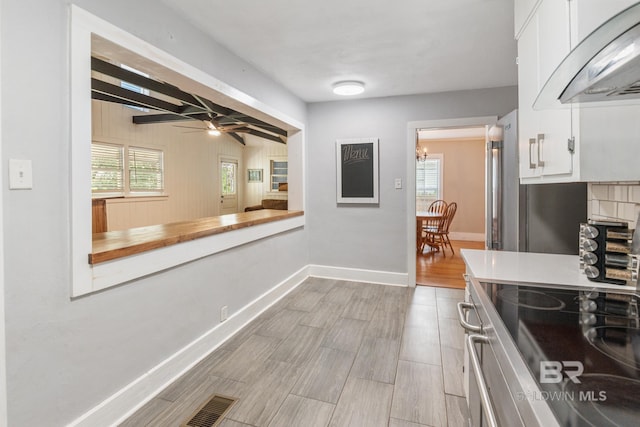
top-left (306, 87), bottom-right (518, 272)
top-left (1, 0), bottom-right (306, 425)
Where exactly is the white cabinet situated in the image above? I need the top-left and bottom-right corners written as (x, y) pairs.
top-left (514, 0), bottom-right (540, 39)
top-left (517, 0), bottom-right (574, 183)
top-left (516, 0), bottom-right (640, 183)
top-left (571, 0), bottom-right (638, 45)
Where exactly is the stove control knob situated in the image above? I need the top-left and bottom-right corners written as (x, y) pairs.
top-left (581, 299), bottom-right (598, 312)
top-left (580, 313), bottom-right (597, 326)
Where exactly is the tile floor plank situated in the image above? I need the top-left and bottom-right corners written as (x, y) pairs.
top-left (268, 324), bottom-right (326, 366)
top-left (267, 394), bottom-right (335, 427)
top-left (291, 346), bottom-right (356, 404)
top-left (224, 359), bottom-right (300, 426)
top-left (350, 337), bottom-right (400, 384)
top-left (399, 324), bottom-right (442, 366)
top-left (445, 394), bottom-right (469, 427)
top-left (321, 317), bottom-right (370, 353)
top-left (209, 334), bottom-right (282, 382)
top-left (441, 346), bottom-right (464, 397)
top-left (391, 360), bottom-right (447, 427)
top-left (328, 377), bottom-right (394, 427)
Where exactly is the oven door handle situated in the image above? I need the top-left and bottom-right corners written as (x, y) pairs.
top-left (457, 302), bottom-right (482, 333)
top-left (467, 334), bottom-right (498, 427)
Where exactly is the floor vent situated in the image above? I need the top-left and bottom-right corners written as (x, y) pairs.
top-left (180, 394), bottom-right (237, 427)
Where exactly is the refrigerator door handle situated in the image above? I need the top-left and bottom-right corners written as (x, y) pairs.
top-left (487, 141), bottom-right (503, 250)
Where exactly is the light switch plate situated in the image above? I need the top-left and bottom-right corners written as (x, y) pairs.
top-left (394, 178), bottom-right (402, 189)
top-left (9, 159), bottom-right (33, 190)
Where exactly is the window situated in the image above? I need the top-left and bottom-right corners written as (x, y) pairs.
top-left (120, 64), bottom-right (149, 112)
top-left (91, 143), bottom-right (124, 195)
top-left (91, 142), bottom-right (164, 196)
top-left (129, 147), bottom-right (164, 193)
top-left (221, 160), bottom-right (237, 196)
top-left (416, 154), bottom-right (443, 209)
top-left (270, 160), bottom-right (288, 191)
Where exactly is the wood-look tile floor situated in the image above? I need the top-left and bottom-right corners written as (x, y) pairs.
top-left (120, 278), bottom-right (469, 427)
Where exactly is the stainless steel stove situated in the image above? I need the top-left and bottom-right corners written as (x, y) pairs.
top-left (461, 278), bottom-right (640, 427)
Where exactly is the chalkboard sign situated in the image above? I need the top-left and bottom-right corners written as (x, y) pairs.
top-left (336, 138), bottom-right (379, 204)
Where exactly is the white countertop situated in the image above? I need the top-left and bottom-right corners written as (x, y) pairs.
top-left (460, 249), bottom-right (638, 292)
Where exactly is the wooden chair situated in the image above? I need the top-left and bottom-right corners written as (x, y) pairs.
top-left (419, 200), bottom-right (447, 252)
top-left (424, 202), bottom-right (457, 256)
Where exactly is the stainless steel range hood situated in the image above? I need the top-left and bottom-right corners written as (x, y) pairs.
top-left (535, 3), bottom-right (640, 109)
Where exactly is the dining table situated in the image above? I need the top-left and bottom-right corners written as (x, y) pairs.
top-left (416, 211), bottom-right (444, 252)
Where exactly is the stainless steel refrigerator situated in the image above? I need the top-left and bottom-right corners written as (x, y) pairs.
top-left (486, 109), bottom-right (587, 254)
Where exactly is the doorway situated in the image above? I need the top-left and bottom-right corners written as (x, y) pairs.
top-left (407, 116), bottom-right (497, 288)
top-left (220, 157), bottom-right (239, 214)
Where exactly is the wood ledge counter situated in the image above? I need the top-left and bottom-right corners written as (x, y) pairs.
top-left (90, 209), bottom-right (304, 264)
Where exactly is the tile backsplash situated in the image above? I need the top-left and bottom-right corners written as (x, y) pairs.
top-left (588, 182), bottom-right (640, 227)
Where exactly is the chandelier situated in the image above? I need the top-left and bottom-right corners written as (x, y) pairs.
top-left (416, 146), bottom-right (428, 162)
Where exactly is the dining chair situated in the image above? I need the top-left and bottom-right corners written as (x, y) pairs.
top-left (424, 202), bottom-right (457, 256)
top-left (419, 200), bottom-right (448, 252)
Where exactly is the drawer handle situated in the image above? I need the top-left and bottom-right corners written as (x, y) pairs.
top-left (467, 334), bottom-right (498, 427)
top-left (457, 302), bottom-right (482, 333)
top-left (528, 138), bottom-right (536, 169)
top-left (537, 133), bottom-right (545, 167)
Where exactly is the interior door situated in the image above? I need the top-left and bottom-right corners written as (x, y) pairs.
top-left (220, 157), bottom-right (238, 215)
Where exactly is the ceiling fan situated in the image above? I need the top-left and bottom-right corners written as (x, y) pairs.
top-left (173, 120), bottom-right (223, 136)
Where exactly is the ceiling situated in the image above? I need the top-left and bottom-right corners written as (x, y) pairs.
top-left (160, 0), bottom-right (518, 102)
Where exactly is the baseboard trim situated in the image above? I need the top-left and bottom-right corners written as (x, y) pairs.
top-left (68, 265), bottom-right (309, 427)
top-left (68, 263), bottom-right (409, 426)
top-left (307, 264), bottom-right (409, 287)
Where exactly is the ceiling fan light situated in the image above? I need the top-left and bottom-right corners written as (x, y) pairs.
top-left (207, 129), bottom-right (221, 136)
top-left (332, 80), bottom-right (365, 96)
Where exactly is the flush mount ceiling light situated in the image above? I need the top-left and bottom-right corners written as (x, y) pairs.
top-left (332, 81), bottom-right (365, 96)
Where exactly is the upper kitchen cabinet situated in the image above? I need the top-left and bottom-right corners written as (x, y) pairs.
top-left (517, 0), bottom-right (640, 183)
top-left (517, 0), bottom-right (574, 183)
top-left (570, 0), bottom-right (639, 45)
top-left (514, 0), bottom-right (541, 39)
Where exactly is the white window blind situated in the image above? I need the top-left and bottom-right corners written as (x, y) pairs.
top-left (416, 156), bottom-right (442, 199)
top-left (129, 146), bottom-right (164, 193)
top-left (91, 143), bottom-right (124, 194)
top-left (270, 160), bottom-right (288, 191)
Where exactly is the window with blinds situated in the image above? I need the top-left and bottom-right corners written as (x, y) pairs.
top-left (91, 143), bottom-right (124, 195)
top-left (129, 146), bottom-right (164, 193)
top-left (270, 159), bottom-right (288, 191)
top-left (416, 155), bottom-right (442, 201)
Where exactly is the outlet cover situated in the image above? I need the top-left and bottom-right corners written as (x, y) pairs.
top-left (220, 305), bottom-right (228, 322)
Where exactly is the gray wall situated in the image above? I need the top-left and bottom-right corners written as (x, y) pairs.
top-left (306, 87), bottom-right (518, 272)
top-left (1, 0), bottom-right (307, 425)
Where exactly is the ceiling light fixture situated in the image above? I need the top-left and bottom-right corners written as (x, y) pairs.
top-left (206, 122), bottom-right (221, 136)
top-left (332, 80), bottom-right (365, 96)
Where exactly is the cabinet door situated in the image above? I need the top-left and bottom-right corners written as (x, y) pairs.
top-left (537, 0), bottom-right (574, 177)
top-left (571, 0), bottom-right (638, 45)
top-left (517, 17), bottom-right (541, 179)
top-left (514, 0), bottom-right (541, 39)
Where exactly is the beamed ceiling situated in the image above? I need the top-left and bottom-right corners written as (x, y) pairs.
top-left (90, 56), bottom-right (288, 145)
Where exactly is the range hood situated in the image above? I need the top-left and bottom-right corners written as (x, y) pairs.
top-left (535, 3), bottom-right (640, 109)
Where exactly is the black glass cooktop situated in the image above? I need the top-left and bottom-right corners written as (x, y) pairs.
top-left (481, 282), bottom-right (640, 427)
